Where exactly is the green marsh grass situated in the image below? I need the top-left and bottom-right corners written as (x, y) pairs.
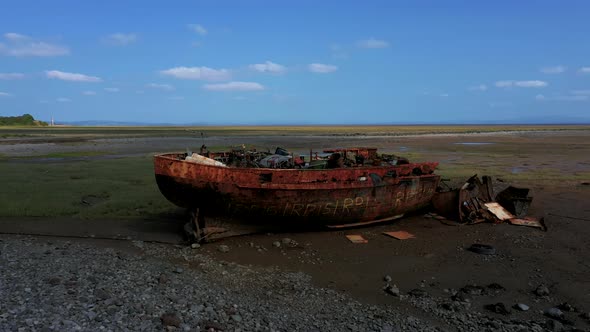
top-left (0, 156), bottom-right (177, 218)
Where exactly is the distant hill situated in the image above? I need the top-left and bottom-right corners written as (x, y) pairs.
top-left (0, 114), bottom-right (48, 127)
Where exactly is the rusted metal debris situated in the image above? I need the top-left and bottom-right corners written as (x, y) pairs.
top-left (432, 174), bottom-right (546, 230)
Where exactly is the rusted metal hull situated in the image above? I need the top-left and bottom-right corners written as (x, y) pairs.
top-left (154, 153), bottom-right (440, 226)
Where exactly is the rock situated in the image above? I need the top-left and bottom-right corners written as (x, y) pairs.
top-left (451, 293), bottom-right (469, 303)
top-left (383, 275), bottom-right (392, 283)
top-left (94, 289), bottom-right (110, 301)
top-left (190, 243), bottom-right (200, 249)
top-left (158, 273), bottom-right (170, 284)
top-left (487, 283), bottom-right (505, 291)
top-left (161, 312), bottom-right (181, 327)
top-left (460, 285), bottom-right (486, 296)
top-left (484, 303), bottom-right (511, 315)
top-left (545, 319), bottom-right (564, 332)
top-left (218, 245), bottom-right (230, 253)
top-left (173, 267), bottom-right (184, 274)
top-left (556, 302), bottom-right (577, 312)
top-left (383, 284), bottom-right (400, 297)
top-left (514, 303), bottom-right (529, 311)
top-left (46, 277), bottom-right (61, 286)
top-left (281, 238), bottom-right (292, 245)
top-left (231, 314), bottom-right (242, 322)
top-left (544, 307), bottom-right (564, 320)
top-left (408, 288), bottom-right (427, 298)
top-left (272, 241), bottom-right (281, 248)
top-left (535, 284), bottom-right (550, 296)
top-left (201, 320), bottom-right (224, 331)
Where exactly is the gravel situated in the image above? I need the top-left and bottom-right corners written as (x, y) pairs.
top-left (0, 235), bottom-right (572, 331)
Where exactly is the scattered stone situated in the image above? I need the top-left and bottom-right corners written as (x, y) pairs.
top-left (383, 284), bottom-right (400, 297)
top-left (384, 275), bottom-right (392, 283)
top-left (160, 312), bottom-right (181, 327)
top-left (173, 267), bottom-right (184, 274)
top-left (534, 284), bottom-right (550, 296)
top-left (514, 303), bottom-right (530, 311)
top-left (545, 319), bottom-right (564, 332)
top-left (556, 302), bottom-right (577, 312)
top-left (94, 289), bottom-right (110, 301)
top-left (487, 283), bottom-right (505, 291)
top-left (231, 314), bottom-right (242, 322)
top-left (190, 243), bottom-right (201, 249)
top-left (281, 238), bottom-right (292, 245)
top-left (158, 273), bottom-right (170, 284)
top-left (46, 277), bottom-right (61, 286)
top-left (272, 241), bottom-right (281, 248)
top-left (218, 245), bottom-right (230, 253)
top-left (460, 285), bottom-right (486, 296)
top-left (451, 293), bottom-right (469, 303)
top-left (201, 320), bottom-right (224, 331)
top-left (408, 289), bottom-right (427, 298)
top-left (544, 307), bottom-right (564, 320)
top-left (484, 303), bottom-right (511, 315)
top-left (467, 243), bottom-right (496, 255)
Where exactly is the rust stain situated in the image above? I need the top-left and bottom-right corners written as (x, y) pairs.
top-left (154, 148), bottom-right (440, 227)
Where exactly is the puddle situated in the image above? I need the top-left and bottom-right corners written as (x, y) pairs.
top-left (511, 167), bottom-right (524, 174)
top-left (453, 142), bottom-right (495, 145)
top-left (399, 146), bottom-right (409, 151)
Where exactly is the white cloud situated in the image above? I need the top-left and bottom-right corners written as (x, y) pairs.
top-left (0, 73), bottom-right (25, 80)
top-left (571, 90), bottom-right (590, 95)
top-left (515, 80), bottom-right (548, 88)
top-left (495, 80), bottom-right (548, 88)
top-left (540, 65), bottom-right (566, 74)
top-left (4, 32), bottom-right (29, 41)
top-left (188, 24), bottom-right (207, 36)
top-left (357, 38), bottom-right (390, 49)
top-left (104, 33), bottom-right (137, 46)
top-left (104, 87), bottom-right (119, 92)
top-left (249, 61), bottom-right (286, 74)
top-left (495, 80), bottom-right (514, 88)
top-left (468, 84), bottom-right (487, 92)
top-left (56, 97), bottom-right (71, 102)
top-left (46, 70), bottom-right (102, 82)
top-left (203, 81), bottom-right (264, 92)
top-left (82, 91), bottom-right (96, 95)
top-left (579, 67), bottom-right (590, 74)
top-left (0, 91), bottom-right (12, 97)
top-left (0, 33), bottom-right (69, 57)
top-left (308, 63), bottom-right (338, 73)
top-left (147, 83), bottom-right (175, 91)
top-left (160, 66), bottom-right (231, 81)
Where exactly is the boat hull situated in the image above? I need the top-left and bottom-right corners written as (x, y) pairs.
top-left (154, 153), bottom-right (440, 226)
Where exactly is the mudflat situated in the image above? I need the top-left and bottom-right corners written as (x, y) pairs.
top-left (1, 126), bottom-right (589, 331)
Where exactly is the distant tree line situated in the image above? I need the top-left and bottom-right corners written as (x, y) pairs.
top-left (0, 114), bottom-right (48, 126)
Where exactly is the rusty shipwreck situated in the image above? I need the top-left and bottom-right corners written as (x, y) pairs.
top-left (154, 147), bottom-right (440, 236)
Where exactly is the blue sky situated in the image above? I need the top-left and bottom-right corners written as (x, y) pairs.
top-left (1, 0), bottom-right (589, 124)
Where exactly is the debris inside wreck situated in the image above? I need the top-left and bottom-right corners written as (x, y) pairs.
top-left (432, 174), bottom-right (546, 230)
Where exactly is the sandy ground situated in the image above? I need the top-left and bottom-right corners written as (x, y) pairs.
top-left (1, 129), bottom-right (590, 330)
